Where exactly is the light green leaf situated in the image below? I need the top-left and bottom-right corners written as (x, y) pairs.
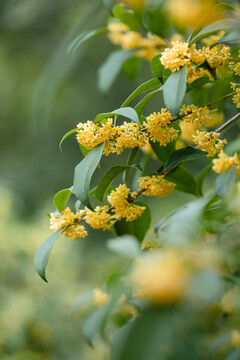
top-left (53, 188), bottom-right (72, 212)
top-left (68, 28), bottom-right (108, 57)
top-left (71, 291), bottom-right (94, 314)
top-left (96, 165), bottom-right (139, 202)
top-left (162, 65), bottom-right (188, 116)
top-left (33, 228), bottom-right (64, 282)
top-left (83, 304), bottom-right (110, 346)
top-left (196, 164), bottom-right (212, 196)
top-left (73, 143), bottom-right (105, 209)
top-left (98, 50), bottom-right (134, 94)
top-left (121, 78), bottom-right (161, 108)
top-left (224, 348), bottom-right (240, 360)
top-left (215, 166), bottom-right (236, 198)
top-left (59, 128), bottom-right (78, 151)
top-left (189, 19), bottom-right (240, 46)
top-left (107, 235), bottom-right (141, 258)
top-left (94, 107), bottom-right (139, 124)
top-left (209, 333), bottom-right (231, 356)
top-left (163, 146), bottom-right (206, 172)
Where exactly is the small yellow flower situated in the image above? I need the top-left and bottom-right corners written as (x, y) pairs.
top-left (131, 253), bottom-right (189, 305)
top-left (231, 330), bottom-right (240, 348)
top-left (180, 105), bottom-right (220, 127)
top-left (212, 152), bottom-right (240, 175)
top-left (92, 288), bottom-right (110, 307)
top-left (138, 175), bottom-right (176, 197)
top-left (233, 88), bottom-right (240, 109)
top-left (193, 130), bottom-right (227, 157)
top-left (85, 206), bottom-right (116, 230)
top-left (107, 184), bottom-right (145, 221)
top-left (64, 225), bottom-right (88, 240)
top-left (144, 110), bottom-right (179, 145)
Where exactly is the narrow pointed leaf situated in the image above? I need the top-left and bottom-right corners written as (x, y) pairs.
top-left (107, 235), bottom-right (141, 258)
top-left (68, 28), bottom-right (108, 57)
top-left (134, 88), bottom-right (162, 117)
top-left (73, 143), bottom-right (105, 209)
top-left (162, 65), bottom-right (187, 116)
top-left (150, 53), bottom-right (164, 80)
top-left (83, 304), bottom-right (110, 346)
top-left (59, 129), bottom-right (78, 151)
top-left (94, 107), bottom-right (139, 124)
top-left (163, 146), bottom-right (206, 172)
top-left (34, 228), bottom-right (64, 282)
top-left (165, 166), bottom-right (198, 196)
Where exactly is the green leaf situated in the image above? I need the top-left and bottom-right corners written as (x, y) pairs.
top-left (114, 202), bottom-right (151, 242)
top-left (79, 143), bottom-right (90, 156)
top-left (53, 188), bottom-right (72, 212)
top-left (188, 3), bottom-right (237, 45)
top-left (212, 30), bottom-right (239, 46)
top-left (224, 349), bottom-right (240, 360)
top-left (83, 304), bottom-right (110, 347)
top-left (162, 65), bottom-right (188, 116)
top-left (188, 19), bottom-right (240, 46)
top-left (71, 291), bottom-right (94, 314)
top-left (134, 88), bottom-right (162, 117)
top-left (59, 129), bottom-right (78, 151)
top-left (215, 166), bottom-right (236, 198)
top-left (68, 28), bottom-right (108, 57)
top-left (98, 50), bottom-right (134, 94)
top-left (112, 4), bottom-right (140, 30)
top-left (150, 53), bottom-right (164, 80)
top-left (96, 165), bottom-right (139, 202)
top-left (107, 235), bottom-right (141, 258)
top-left (121, 78), bottom-right (161, 108)
top-left (163, 146), bottom-right (206, 173)
top-left (123, 147), bottom-right (139, 185)
top-left (33, 228), bottom-right (64, 282)
top-left (209, 333), bottom-right (231, 356)
top-left (196, 164), bottom-right (212, 196)
top-left (73, 143), bottom-right (105, 209)
top-left (122, 56), bottom-right (140, 79)
top-left (187, 76), bottom-right (211, 91)
top-left (166, 165), bottom-right (199, 196)
top-left (94, 107), bottom-right (139, 124)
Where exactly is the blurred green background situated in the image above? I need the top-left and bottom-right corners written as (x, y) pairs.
top-left (0, 0), bottom-right (214, 359)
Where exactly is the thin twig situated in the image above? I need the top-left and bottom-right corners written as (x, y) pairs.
top-left (216, 112), bottom-right (240, 133)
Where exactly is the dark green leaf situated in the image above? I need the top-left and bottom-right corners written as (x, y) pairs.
top-left (212, 31), bottom-right (239, 46)
top-left (68, 28), bottom-right (108, 57)
top-left (166, 165), bottom-right (198, 196)
top-left (114, 202), bottom-right (151, 242)
top-left (162, 65), bottom-right (188, 116)
top-left (187, 76), bottom-right (211, 91)
top-left (112, 4), bottom-right (140, 30)
top-left (215, 166), bottom-right (236, 198)
top-left (107, 235), bottom-right (141, 258)
top-left (134, 88), bottom-right (162, 117)
top-left (34, 228), bottom-right (64, 282)
top-left (73, 143), bottom-right (105, 209)
top-left (150, 53), bottom-right (164, 80)
top-left (79, 143), bottom-right (90, 156)
top-left (94, 106), bottom-right (139, 124)
top-left (98, 50), bottom-right (134, 94)
top-left (96, 165), bottom-right (139, 202)
top-left (163, 146), bottom-right (206, 172)
top-left (53, 188), bottom-right (72, 212)
top-left (83, 304), bottom-right (110, 346)
top-left (59, 128), bottom-right (78, 151)
top-left (189, 19), bottom-right (240, 46)
top-left (121, 78), bottom-right (161, 108)
top-left (123, 147), bottom-right (139, 184)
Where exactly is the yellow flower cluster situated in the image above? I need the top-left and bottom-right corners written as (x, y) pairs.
top-left (233, 88), bottom-right (240, 109)
top-left (108, 22), bottom-right (166, 61)
top-left (85, 206), bottom-right (116, 230)
top-left (212, 152), bottom-right (240, 175)
top-left (144, 110), bottom-right (179, 145)
top-left (180, 105), bottom-right (221, 127)
top-left (92, 288), bottom-right (110, 307)
top-left (193, 130), bottom-right (227, 157)
top-left (138, 175), bottom-right (176, 197)
top-left (76, 119), bottom-right (148, 156)
top-left (160, 41), bottom-right (230, 79)
top-left (131, 253), bottom-right (189, 305)
top-left (107, 184), bottom-right (145, 221)
top-left (232, 330), bottom-right (240, 348)
top-left (49, 207), bottom-right (87, 240)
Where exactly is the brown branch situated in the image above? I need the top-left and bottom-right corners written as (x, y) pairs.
top-left (216, 112), bottom-right (240, 133)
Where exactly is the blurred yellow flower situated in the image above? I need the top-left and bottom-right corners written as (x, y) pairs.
top-left (193, 130), bottom-right (227, 157)
top-left (93, 288), bottom-right (110, 307)
top-left (212, 152), bottom-right (240, 175)
top-left (138, 175), bottom-right (176, 197)
top-left (231, 330), bottom-right (240, 348)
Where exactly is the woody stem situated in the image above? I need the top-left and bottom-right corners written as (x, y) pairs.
top-left (216, 112), bottom-right (240, 133)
